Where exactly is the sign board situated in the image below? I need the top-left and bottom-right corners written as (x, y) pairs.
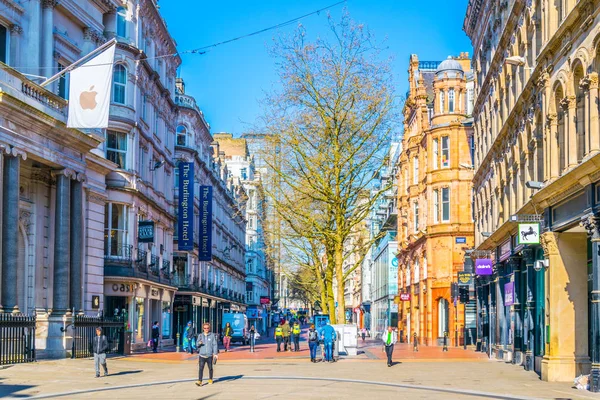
top-left (91, 295), bottom-right (100, 309)
top-left (388, 255), bottom-right (399, 296)
top-left (202, 298), bottom-right (209, 307)
top-left (504, 281), bottom-right (515, 306)
top-left (390, 303), bottom-right (398, 312)
top-left (260, 296), bottom-right (270, 305)
top-left (457, 271), bottom-right (473, 286)
top-left (138, 220), bottom-right (155, 243)
top-left (475, 259), bottom-right (493, 276)
top-left (400, 293), bottom-right (411, 301)
top-left (517, 223), bottom-right (540, 245)
top-left (455, 237), bottom-right (467, 244)
top-left (177, 162), bottom-right (194, 250)
top-left (192, 296), bottom-right (201, 306)
top-left (149, 287), bottom-right (160, 300)
top-left (199, 186), bottom-right (213, 261)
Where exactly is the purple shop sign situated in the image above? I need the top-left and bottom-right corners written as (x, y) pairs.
top-left (504, 281), bottom-right (515, 306)
top-left (475, 259), bottom-right (493, 276)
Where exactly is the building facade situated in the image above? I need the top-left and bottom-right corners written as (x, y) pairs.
top-left (213, 133), bottom-right (270, 334)
top-left (464, 0), bottom-right (600, 385)
top-left (397, 54), bottom-right (475, 347)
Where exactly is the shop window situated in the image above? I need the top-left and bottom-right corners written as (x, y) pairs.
top-left (438, 298), bottom-right (449, 337)
top-left (106, 130), bottom-right (127, 169)
top-left (162, 301), bottom-right (171, 338)
top-left (134, 297), bottom-right (145, 343)
top-left (104, 203), bottom-right (129, 256)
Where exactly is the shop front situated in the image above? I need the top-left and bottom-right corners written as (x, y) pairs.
top-left (104, 278), bottom-right (176, 351)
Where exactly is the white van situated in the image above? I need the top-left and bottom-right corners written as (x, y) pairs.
top-left (222, 313), bottom-right (248, 345)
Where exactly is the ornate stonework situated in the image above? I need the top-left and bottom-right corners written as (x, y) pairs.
top-left (540, 231), bottom-right (559, 257)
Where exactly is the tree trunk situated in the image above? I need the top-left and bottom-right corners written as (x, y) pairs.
top-left (325, 251), bottom-right (336, 324)
top-left (335, 240), bottom-right (346, 324)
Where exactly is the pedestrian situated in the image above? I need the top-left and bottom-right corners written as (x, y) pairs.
top-left (308, 324), bottom-right (319, 362)
top-left (282, 319), bottom-right (291, 351)
top-left (90, 327), bottom-right (109, 378)
top-left (152, 321), bottom-right (160, 353)
top-left (321, 321), bottom-right (336, 362)
top-left (183, 321), bottom-right (196, 354)
top-left (223, 322), bottom-right (233, 352)
top-left (275, 322), bottom-right (283, 352)
top-left (382, 326), bottom-right (398, 367)
top-left (249, 324), bottom-right (256, 352)
top-left (292, 321), bottom-right (301, 351)
top-left (195, 322), bottom-right (219, 387)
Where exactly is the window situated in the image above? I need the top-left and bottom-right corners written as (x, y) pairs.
top-left (414, 201), bottom-right (419, 232)
top-left (467, 87), bottom-right (474, 115)
top-left (442, 187), bottom-right (450, 222)
top-left (104, 203), bottom-right (128, 256)
top-left (413, 157), bottom-right (418, 185)
top-left (432, 139), bottom-right (438, 169)
top-left (441, 136), bottom-right (449, 168)
top-left (141, 95), bottom-right (147, 120)
top-left (439, 90), bottom-right (445, 113)
top-left (0, 25), bottom-right (7, 64)
top-left (112, 64), bottom-right (126, 104)
top-left (438, 298), bottom-right (449, 337)
top-left (176, 125), bottom-right (187, 146)
top-left (433, 189), bottom-right (439, 223)
top-left (448, 88), bottom-right (455, 113)
top-left (117, 7), bottom-right (127, 38)
top-left (57, 63), bottom-right (69, 100)
top-left (107, 131), bottom-right (127, 169)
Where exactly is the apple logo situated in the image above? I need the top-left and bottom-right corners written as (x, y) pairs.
top-left (79, 85), bottom-right (98, 110)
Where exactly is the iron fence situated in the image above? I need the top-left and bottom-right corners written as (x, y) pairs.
top-left (0, 313), bottom-right (36, 365)
top-left (72, 314), bottom-right (125, 358)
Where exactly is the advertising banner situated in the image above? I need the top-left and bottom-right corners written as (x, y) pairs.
top-left (504, 281), bottom-right (515, 306)
top-left (178, 162), bottom-right (194, 250)
top-left (389, 256), bottom-right (399, 296)
top-left (400, 293), bottom-right (411, 301)
top-left (475, 259), bottom-right (493, 276)
top-left (199, 186), bottom-right (213, 261)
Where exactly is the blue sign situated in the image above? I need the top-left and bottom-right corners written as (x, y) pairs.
top-left (199, 185), bottom-right (213, 261)
top-left (455, 237), bottom-right (467, 244)
top-left (178, 162), bottom-right (194, 251)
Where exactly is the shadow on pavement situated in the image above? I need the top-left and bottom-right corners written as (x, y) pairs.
top-left (0, 380), bottom-right (35, 398)
top-left (108, 370), bottom-right (143, 377)
top-left (215, 375), bottom-right (244, 383)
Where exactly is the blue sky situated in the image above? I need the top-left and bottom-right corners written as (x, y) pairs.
top-left (160, 1), bottom-right (472, 136)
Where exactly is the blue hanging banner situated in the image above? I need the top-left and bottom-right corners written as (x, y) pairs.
top-left (199, 185), bottom-right (213, 261)
top-left (178, 162), bottom-right (194, 251)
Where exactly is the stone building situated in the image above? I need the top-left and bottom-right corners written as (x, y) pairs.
top-left (213, 132), bottom-right (270, 334)
top-left (397, 54), bottom-right (475, 346)
top-left (464, 0), bottom-right (600, 385)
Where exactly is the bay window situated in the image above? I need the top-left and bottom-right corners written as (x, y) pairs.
top-left (104, 203), bottom-right (129, 256)
top-left (106, 130), bottom-right (127, 169)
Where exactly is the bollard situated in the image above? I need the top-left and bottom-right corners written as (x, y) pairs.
top-left (176, 332), bottom-right (180, 353)
top-left (413, 332), bottom-right (418, 352)
top-left (443, 331), bottom-right (448, 352)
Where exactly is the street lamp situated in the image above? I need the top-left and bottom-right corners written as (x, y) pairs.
top-left (505, 56), bottom-right (534, 70)
top-left (481, 232), bottom-right (492, 237)
top-left (525, 181), bottom-right (544, 190)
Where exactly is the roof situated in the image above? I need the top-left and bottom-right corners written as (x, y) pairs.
top-left (435, 56), bottom-right (464, 78)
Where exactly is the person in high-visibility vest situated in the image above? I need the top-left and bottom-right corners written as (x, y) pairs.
top-left (275, 323), bottom-right (284, 352)
top-left (292, 322), bottom-right (301, 351)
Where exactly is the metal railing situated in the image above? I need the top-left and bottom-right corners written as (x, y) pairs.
top-left (149, 254), bottom-right (159, 276)
top-left (161, 260), bottom-right (171, 279)
top-left (0, 313), bottom-right (36, 365)
top-left (136, 249), bottom-right (148, 273)
top-left (73, 313), bottom-right (125, 358)
top-left (104, 244), bottom-right (133, 264)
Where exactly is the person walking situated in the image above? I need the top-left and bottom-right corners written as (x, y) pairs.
top-left (183, 321), bottom-right (196, 354)
top-left (282, 319), bottom-right (291, 351)
top-left (151, 321), bottom-right (160, 353)
top-left (195, 323), bottom-right (219, 387)
top-left (275, 322), bottom-right (284, 352)
top-left (308, 324), bottom-right (319, 362)
top-left (249, 325), bottom-right (256, 352)
top-left (223, 322), bottom-right (234, 352)
top-left (90, 327), bottom-right (109, 378)
top-left (382, 326), bottom-right (398, 367)
top-left (292, 321), bottom-right (301, 351)
top-left (321, 322), bottom-right (336, 362)
top-left (361, 328), bottom-right (366, 342)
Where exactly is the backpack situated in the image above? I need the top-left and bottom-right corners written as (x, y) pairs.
top-left (308, 330), bottom-right (318, 342)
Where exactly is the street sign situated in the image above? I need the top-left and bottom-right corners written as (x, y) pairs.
top-left (457, 271), bottom-right (473, 286)
top-left (517, 223), bottom-right (540, 245)
top-left (455, 237), bottom-right (467, 244)
top-left (400, 293), bottom-right (411, 301)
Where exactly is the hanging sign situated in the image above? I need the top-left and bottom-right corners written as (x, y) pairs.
top-left (505, 281), bottom-right (515, 306)
top-left (178, 162), bottom-right (194, 250)
top-left (517, 223), bottom-right (540, 245)
top-left (457, 271), bottom-right (473, 286)
top-left (138, 220), bottom-right (155, 243)
top-left (199, 186), bottom-right (213, 261)
top-left (475, 259), bottom-right (493, 276)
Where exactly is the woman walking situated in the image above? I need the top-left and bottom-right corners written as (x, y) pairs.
top-left (223, 322), bottom-right (234, 352)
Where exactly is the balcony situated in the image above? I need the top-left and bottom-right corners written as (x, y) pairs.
top-left (104, 245), bottom-right (172, 286)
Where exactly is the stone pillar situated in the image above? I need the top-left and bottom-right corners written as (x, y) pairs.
top-left (1, 149), bottom-right (26, 313)
top-left (564, 96), bottom-right (578, 168)
top-left (41, 0), bottom-right (57, 91)
top-left (24, 0), bottom-right (41, 76)
top-left (9, 24), bottom-right (22, 69)
top-left (587, 73), bottom-right (600, 154)
top-left (69, 176), bottom-right (84, 313)
top-left (52, 169), bottom-right (74, 314)
top-left (103, 10), bottom-right (117, 39)
top-left (540, 231), bottom-right (590, 382)
top-left (582, 213), bottom-right (600, 391)
top-left (547, 114), bottom-right (559, 179)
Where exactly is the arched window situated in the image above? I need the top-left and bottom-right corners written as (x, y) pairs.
top-left (438, 298), bottom-right (449, 337)
top-left (117, 7), bottom-right (127, 38)
top-left (113, 64), bottom-right (127, 104)
top-left (448, 88), bottom-right (455, 113)
top-left (554, 84), bottom-right (566, 173)
top-left (176, 125), bottom-right (188, 146)
top-left (573, 63), bottom-right (586, 162)
top-left (439, 90), bottom-right (445, 114)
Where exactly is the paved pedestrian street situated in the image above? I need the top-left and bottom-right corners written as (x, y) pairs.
top-left (1, 339), bottom-right (598, 400)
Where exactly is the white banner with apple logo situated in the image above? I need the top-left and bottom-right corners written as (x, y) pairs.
top-left (66, 43), bottom-right (116, 129)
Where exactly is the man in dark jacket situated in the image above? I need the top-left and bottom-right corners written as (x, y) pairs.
top-left (91, 327), bottom-right (109, 377)
top-left (152, 321), bottom-right (160, 353)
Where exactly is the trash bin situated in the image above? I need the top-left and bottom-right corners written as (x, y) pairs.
top-left (122, 331), bottom-right (132, 355)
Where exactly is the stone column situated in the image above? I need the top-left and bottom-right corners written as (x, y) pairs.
top-left (582, 213), bottom-right (600, 391)
top-left (1, 149), bottom-right (26, 313)
top-left (103, 10), bottom-right (117, 39)
top-left (587, 73), bottom-right (600, 154)
top-left (563, 96), bottom-right (578, 168)
top-left (41, 0), bottom-right (57, 90)
top-left (9, 24), bottom-right (22, 69)
top-left (69, 175), bottom-right (84, 313)
top-left (52, 169), bottom-right (74, 314)
top-left (24, 0), bottom-right (41, 75)
top-left (547, 114), bottom-right (559, 179)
